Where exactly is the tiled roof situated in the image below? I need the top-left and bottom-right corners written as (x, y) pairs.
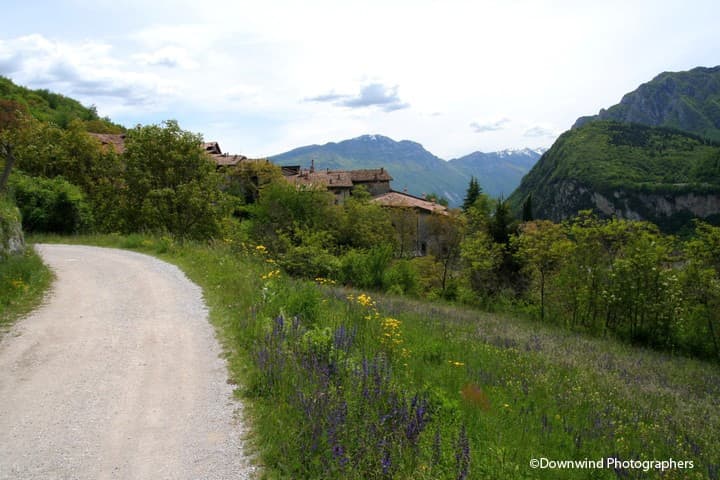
top-left (372, 190), bottom-right (448, 214)
top-left (348, 168), bottom-right (393, 182)
top-left (212, 154), bottom-right (247, 167)
top-left (287, 170), bottom-right (354, 188)
top-left (203, 142), bottom-right (222, 155)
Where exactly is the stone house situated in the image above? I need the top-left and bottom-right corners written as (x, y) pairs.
top-left (372, 190), bottom-right (449, 256)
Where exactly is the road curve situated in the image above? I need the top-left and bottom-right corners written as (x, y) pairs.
top-left (0, 244), bottom-right (254, 480)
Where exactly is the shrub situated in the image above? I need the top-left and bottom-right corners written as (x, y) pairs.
top-left (283, 282), bottom-right (324, 325)
top-left (9, 171), bottom-right (92, 233)
top-left (339, 245), bottom-right (393, 289)
top-left (382, 259), bottom-right (419, 296)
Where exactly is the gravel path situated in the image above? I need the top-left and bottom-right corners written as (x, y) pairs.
top-left (0, 244), bottom-right (255, 480)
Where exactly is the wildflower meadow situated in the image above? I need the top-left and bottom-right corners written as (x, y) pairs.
top-left (30, 234), bottom-right (720, 479)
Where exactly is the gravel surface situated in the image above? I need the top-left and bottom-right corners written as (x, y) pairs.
top-left (0, 244), bottom-right (255, 480)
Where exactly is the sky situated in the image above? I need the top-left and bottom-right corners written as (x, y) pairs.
top-left (0, 0), bottom-right (718, 159)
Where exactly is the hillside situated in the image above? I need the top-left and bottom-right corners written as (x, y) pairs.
top-left (271, 135), bottom-right (543, 204)
top-left (574, 66), bottom-right (720, 141)
top-left (508, 121), bottom-right (720, 232)
top-left (448, 148), bottom-right (543, 198)
top-left (0, 76), bottom-right (123, 133)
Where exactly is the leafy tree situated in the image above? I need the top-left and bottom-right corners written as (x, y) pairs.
top-left (460, 226), bottom-right (502, 302)
top-left (425, 192), bottom-right (449, 207)
top-left (337, 186), bottom-right (396, 250)
top-left (682, 221), bottom-right (720, 359)
top-left (225, 159), bottom-right (283, 204)
top-left (123, 120), bottom-right (229, 239)
top-left (602, 228), bottom-right (680, 347)
top-left (462, 177), bottom-right (480, 212)
top-left (388, 207), bottom-right (418, 258)
top-left (513, 220), bottom-right (571, 321)
top-left (0, 99), bottom-right (27, 195)
top-left (248, 180), bottom-right (339, 253)
top-left (9, 171), bottom-right (93, 233)
top-left (460, 192), bottom-right (502, 300)
top-left (426, 211), bottom-right (465, 298)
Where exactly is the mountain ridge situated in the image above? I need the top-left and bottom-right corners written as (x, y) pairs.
top-left (271, 134), bottom-right (545, 204)
top-left (573, 65), bottom-right (720, 141)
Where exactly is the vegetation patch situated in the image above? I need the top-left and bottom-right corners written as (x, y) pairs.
top-left (0, 246), bottom-right (53, 331)
top-left (35, 234), bottom-right (720, 479)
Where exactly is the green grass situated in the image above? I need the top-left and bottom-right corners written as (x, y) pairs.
top-left (32, 233), bottom-right (720, 479)
top-left (0, 247), bottom-right (53, 331)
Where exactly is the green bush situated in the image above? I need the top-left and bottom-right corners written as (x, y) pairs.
top-left (382, 259), bottom-right (419, 296)
top-left (277, 228), bottom-right (340, 279)
top-left (338, 245), bottom-right (393, 289)
top-left (9, 172), bottom-right (93, 233)
top-left (283, 281), bottom-right (323, 325)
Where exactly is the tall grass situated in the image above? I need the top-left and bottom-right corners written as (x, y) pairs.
top-left (34, 234), bottom-right (720, 479)
top-left (0, 247), bottom-right (53, 330)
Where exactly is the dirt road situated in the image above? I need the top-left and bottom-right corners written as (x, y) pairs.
top-left (0, 244), bottom-right (254, 479)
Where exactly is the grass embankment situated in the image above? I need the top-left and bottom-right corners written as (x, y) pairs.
top-left (0, 248), bottom-right (53, 331)
top-left (33, 234), bottom-right (720, 479)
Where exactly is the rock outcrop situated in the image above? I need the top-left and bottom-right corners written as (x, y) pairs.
top-left (1, 200), bottom-right (25, 258)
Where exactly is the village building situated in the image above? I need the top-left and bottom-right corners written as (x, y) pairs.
top-left (282, 161), bottom-right (393, 204)
top-left (203, 142), bottom-right (248, 167)
top-left (286, 168), bottom-right (354, 204)
top-left (371, 190), bottom-right (449, 256)
top-left (283, 160), bottom-right (449, 256)
top-left (346, 168), bottom-right (392, 196)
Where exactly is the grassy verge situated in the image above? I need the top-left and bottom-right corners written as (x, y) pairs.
top-left (32, 234), bottom-right (720, 479)
top-left (0, 247), bottom-right (53, 332)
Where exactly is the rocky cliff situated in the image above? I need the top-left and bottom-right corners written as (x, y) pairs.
top-left (508, 121), bottom-right (720, 232)
top-left (529, 178), bottom-right (720, 232)
top-left (573, 66), bottom-right (720, 141)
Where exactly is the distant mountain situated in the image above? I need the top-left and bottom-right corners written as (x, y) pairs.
top-left (448, 148), bottom-right (544, 198)
top-left (573, 66), bottom-right (720, 141)
top-left (508, 121), bottom-right (720, 232)
top-left (271, 135), bottom-right (544, 205)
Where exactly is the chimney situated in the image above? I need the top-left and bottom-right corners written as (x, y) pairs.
top-left (310, 159), bottom-right (315, 173)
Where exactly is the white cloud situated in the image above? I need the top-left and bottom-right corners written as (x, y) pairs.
top-left (0, 34), bottom-right (175, 110)
top-left (305, 83), bottom-right (409, 112)
top-left (470, 118), bottom-right (511, 133)
top-left (133, 46), bottom-right (198, 69)
top-left (524, 125), bottom-right (558, 138)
